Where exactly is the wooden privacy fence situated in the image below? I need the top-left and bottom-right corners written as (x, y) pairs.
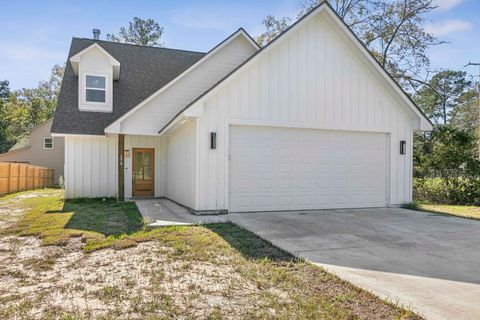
top-left (0, 162), bottom-right (54, 196)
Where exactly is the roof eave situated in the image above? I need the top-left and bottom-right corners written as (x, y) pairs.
top-left (69, 43), bottom-right (121, 80)
top-left (104, 27), bottom-right (260, 134)
top-left (160, 0), bottom-right (432, 133)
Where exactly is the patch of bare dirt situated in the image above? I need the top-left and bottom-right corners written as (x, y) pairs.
top-left (0, 235), bottom-right (263, 319)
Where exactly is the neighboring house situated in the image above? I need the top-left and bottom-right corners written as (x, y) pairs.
top-left (0, 118), bottom-right (64, 181)
top-left (52, 2), bottom-right (432, 213)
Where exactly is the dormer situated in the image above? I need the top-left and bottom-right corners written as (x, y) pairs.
top-left (70, 43), bottom-right (120, 113)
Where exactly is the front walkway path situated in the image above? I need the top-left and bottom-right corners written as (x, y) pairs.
top-left (134, 198), bottom-right (227, 226)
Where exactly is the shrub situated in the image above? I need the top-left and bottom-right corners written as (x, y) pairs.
top-left (403, 202), bottom-right (419, 210)
top-left (413, 177), bottom-right (480, 205)
top-left (413, 178), bottom-right (448, 203)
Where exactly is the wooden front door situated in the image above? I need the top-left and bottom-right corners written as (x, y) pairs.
top-left (132, 148), bottom-right (154, 197)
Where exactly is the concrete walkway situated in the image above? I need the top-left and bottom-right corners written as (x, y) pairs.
top-left (136, 199), bottom-right (480, 320)
top-left (135, 198), bottom-right (227, 226)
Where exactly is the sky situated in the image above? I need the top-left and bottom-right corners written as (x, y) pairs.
top-left (0, 0), bottom-right (479, 90)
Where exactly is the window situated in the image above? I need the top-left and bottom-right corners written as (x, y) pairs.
top-left (85, 75), bottom-right (106, 103)
top-left (44, 137), bottom-right (53, 149)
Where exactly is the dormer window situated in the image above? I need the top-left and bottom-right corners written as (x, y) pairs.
top-left (85, 75), bottom-right (106, 103)
top-left (70, 43), bottom-right (120, 113)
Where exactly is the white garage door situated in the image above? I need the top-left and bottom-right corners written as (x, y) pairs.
top-left (229, 126), bottom-right (388, 212)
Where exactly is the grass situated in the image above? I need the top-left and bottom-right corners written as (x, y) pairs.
top-left (409, 203), bottom-right (480, 220)
top-left (0, 189), bottom-right (421, 319)
top-left (2, 189), bottom-right (148, 251)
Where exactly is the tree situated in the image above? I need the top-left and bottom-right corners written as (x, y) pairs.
top-left (450, 89), bottom-right (479, 132)
top-left (0, 80), bottom-right (12, 152)
top-left (0, 80), bottom-right (9, 100)
top-left (0, 92), bottom-right (30, 152)
top-left (256, 0), bottom-right (442, 89)
top-left (361, 0), bottom-right (442, 81)
top-left (107, 17), bottom-right (164, 47)
top-left (257, 0), bottom-right (373, 46)
top-left (413, 70), bottom-right (471, 125)
top-left (0, 65), bottom-right (65, 153)
top-left (256, 15), bottom-right (291, 47)
top-left (298, 0), bottom-right (373, 30)
top-left (414, 125), bottom-right (480, 204)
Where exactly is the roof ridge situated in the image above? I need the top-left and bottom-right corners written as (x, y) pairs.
top-left (72, 37), bottom-right (206, 55)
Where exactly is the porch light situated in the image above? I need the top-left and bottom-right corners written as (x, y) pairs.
top-left (400, 141), bottom-right (406, 155)
top-left (210, 132), bottom-right (217, 149)
top-left (124, 149), bottom-right (130, 158)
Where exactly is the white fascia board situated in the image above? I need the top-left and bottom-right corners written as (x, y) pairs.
top-left (159, 102), bottom-right (203, 136)
top-left (175, 3), bottom-right (433, 132)
top-left (420, 118), bottom-right (433, 131)
top-left (104, 29), bottom-right (259, 133)
top-left (159, 114), bottom-right (196, 137)
top-left (70, 43), bottom-right (121, 80)
top-left (170, 5), bottom-right (328, 124)
top-left (238, 28), bottom-right (261, 50)
top-left (51, 132), bottom-right (106, 138)
top-left (183, 102), bottom-right (203, 117)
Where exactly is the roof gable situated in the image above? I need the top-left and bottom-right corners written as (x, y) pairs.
top-left (160, 1), bottom-right (432, 134)
top-left (104, 28), bottom-right (259, 134)
top-left (51, 39), bottom-right (206, 135)
top-left (70, 43), bottom-right (121, 79)
top-left (7, 118), bottom-right (53, 152)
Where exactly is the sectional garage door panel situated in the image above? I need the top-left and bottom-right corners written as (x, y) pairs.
top-left (229, 126), bottom-right (388, 212)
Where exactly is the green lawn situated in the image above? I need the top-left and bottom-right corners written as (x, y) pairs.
top-left (0, 189), bottom-right (421, 319)
top-left (414, 203), bottom-right (480, 220)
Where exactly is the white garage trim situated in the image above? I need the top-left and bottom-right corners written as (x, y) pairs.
top-left (228, 125), bottom-right (389, 212)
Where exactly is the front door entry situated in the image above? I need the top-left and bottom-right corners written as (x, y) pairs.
top-left (132, 148), bottom-right (154, 197)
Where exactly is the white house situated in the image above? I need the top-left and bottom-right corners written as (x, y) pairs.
top-left (52, 2), bottom-right (432, 213)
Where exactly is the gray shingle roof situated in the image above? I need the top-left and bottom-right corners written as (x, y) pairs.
top-left (51, 38), bottom-right (206, 135)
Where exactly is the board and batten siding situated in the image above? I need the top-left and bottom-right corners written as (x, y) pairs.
top-left (195, 11), bottom-right (415, 211)
top-left (165, 120), bottom-right (196, 209)
top-left (124, 135), bottom-right (166, 198)
top-left (116, 35), bottom-right (258, 136)
top-left (64, 135), bottom-right (117, 198)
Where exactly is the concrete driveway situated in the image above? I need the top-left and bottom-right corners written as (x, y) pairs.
top-left (137, 199), bottom-right (480, 320)
top-left (228, 208), bottom-right (480, 320)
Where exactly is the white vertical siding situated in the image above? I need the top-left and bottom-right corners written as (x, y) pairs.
top-left (166, 121), bottom-right (196, 208)
top-left (195, 12), bottom-right (415, 210)
top-left (124, 135), bottom-right (166, 198)
top-left (117, 35), bottom-right (258, 135)
top-left (64, 135), bottom-right (117, 198)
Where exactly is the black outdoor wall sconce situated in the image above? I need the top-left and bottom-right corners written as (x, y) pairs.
top-left (210, 132), bottom-right (217, 149)
top-left (400, 140), bottom-right (406, 155)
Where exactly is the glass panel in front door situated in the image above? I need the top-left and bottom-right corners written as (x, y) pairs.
top-left (143, 152), bottom-right (151, 180)
top-left (135, 152), bottom-right (143, 180)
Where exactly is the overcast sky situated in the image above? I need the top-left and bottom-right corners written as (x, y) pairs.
top-left (0, 0), bottom-right (479, 90)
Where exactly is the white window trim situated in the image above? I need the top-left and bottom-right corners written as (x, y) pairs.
top-left (83, 73), bottom-right (107, 106)
top-left (43, 137), bottom-right (54, 150)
